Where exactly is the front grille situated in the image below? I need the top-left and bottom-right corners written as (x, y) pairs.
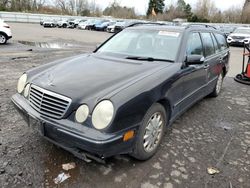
top-left (232, 36), bottom-right (245, 40)
top-left (29, 85), bottom-right (71, 119)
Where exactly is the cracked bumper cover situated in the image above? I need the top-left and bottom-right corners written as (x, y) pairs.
top-left (11, 94), bottom-right (136, 159)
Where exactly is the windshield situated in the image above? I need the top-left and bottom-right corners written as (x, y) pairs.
top-left (96, 29), bottom-right (182, 61)
top-left (234, 29), bottom-right (250, 34)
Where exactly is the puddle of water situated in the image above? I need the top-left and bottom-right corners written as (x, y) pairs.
top-left (18, 41), bottom-right (80, 49)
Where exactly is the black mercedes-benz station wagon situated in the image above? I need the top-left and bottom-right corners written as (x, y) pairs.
top-left (12, 23), bottom-right (230, 162)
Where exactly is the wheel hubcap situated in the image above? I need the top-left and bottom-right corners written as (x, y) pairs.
top-left (0, 35), bottom-right (6, 44)
top-left (216, 74), bottom-right (223, 94)
top-left (143, 112), bottom-right (163, 153)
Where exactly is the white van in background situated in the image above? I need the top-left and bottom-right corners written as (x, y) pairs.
top-left (0, 19), bottom-right (12, 44)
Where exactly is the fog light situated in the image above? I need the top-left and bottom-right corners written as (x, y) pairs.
top-left (123, 130), bottom-right (135, 141)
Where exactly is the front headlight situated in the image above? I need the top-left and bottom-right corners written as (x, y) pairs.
top-left (92, 100), bottom-right (114, 130)
top-left (17, 74), bottom-right (27, 93)
top-left (244, 38), bottom-right (250, 44)
top-left (75, 104), bottom-right (89, 123)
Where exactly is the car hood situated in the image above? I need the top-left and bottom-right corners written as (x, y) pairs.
top-left (229, 33), bottom-right (250, 38)
top-left (30, 54), bottom-right (173, 104)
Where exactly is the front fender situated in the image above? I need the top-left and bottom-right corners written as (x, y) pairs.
top-left (107, 63), bottom-right (181, 133)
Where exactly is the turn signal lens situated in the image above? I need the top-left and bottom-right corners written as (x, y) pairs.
top-left (24, 84), bottom-right (30, 98)
top-left (123, 130), bottom-right (135, 142)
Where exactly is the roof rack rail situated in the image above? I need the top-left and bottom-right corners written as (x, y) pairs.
top-left (185, 24), bottom-right (217, 30)
top-left (126, 22), bottom-right (167, 28)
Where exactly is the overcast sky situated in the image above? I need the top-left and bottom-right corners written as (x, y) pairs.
top-left (94, 0), bottom-right (245, 15)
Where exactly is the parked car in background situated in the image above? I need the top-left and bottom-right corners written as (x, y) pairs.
top-left (95, 21), bottom-right (115, 31)
top-left (12, 23), bottom-right (229, 162)
top-left (92, 19), bottom-right (109, 30)
top-left (106, 21), bottom-right (123, 33)
top-left (0, 19), bottom-right (12, 44)
top-left (106, 24), bottom-right (115, 33)
top-left (68, 19), bottom-right (86, 28)
top-left (113, 21), bottom-right (126, 33)
top-left (57, 19), bottom-right (69, 28)
top-left (43, 19), bottom-right (57, 28)
top-left (227, 27), bottom-right (250, 46)
top-left (78, 19), bottom-right (95, 30)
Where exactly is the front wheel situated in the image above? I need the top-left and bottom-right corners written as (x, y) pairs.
top-left (209, 72), bottom-right (224, 97)
top-left (0, 33), bottom-right (7, 44)
top-left (131, 103), bottom-right (167, 160)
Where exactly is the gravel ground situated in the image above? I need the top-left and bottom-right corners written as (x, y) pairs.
top-left (0, 23), bottom-right (249, 188)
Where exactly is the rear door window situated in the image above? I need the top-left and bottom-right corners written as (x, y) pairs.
top-left (214, 33), bottom-right (228, 51)
top-left (186, 32), bottom-right (203, 56)
top-left (201, 33), bottom-right (215, 57)
top-left (211, 33), bottom-right (220, 54)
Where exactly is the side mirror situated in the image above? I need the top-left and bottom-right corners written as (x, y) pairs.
top-left (186, 55), bottom-right (205, 65)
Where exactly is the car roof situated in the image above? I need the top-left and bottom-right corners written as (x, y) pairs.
top-left (126, 25), bottom-right (185, 32)
top-left (125, 24), bottom-right (222, 34)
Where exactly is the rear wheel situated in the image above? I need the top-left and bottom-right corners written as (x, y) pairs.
top-left (209, 72), bottom-right (224, 97)
top-left (131, 103), bottom-right (167, 160)
top-left (0, 33), bottom-right (7, 44)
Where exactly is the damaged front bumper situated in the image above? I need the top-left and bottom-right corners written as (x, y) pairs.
top-left (11, 94), bottom-right (136, 163)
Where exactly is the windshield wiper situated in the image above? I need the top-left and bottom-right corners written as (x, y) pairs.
top-left (126, 56), bottom-right (174, 62)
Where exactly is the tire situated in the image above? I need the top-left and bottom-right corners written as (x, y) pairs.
top-left (131, 103), bottom-right (167, 160)
top-left (0, 33), bottom-right (7, 44)
top-left (209, 72), bottom-right (224, 97)
top-left (63, 24), bottom-right (67, 28)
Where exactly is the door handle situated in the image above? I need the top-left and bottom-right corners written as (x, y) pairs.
top-left (204, 64), bottom-right (210, 69)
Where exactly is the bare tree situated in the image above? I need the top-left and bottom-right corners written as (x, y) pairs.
top-left (194, 0), bottom-right (216, 19)
top-left (222, 6), bottom-right (242, 23)
top-left (56, 0), bottom-right (69, 14)
top-left (242, 0), bottom-right (250, 23)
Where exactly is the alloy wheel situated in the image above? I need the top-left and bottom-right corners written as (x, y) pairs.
top-left (0, 34), bottom-right (6, 44)
top-left (216, 74), bottom-right (223, 94)
top-left (143, 112), bottom-right (163, 153)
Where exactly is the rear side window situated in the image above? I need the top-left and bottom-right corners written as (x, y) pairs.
top-left (214, 33), bottom-right (228, 50)
top-left (201, 33), bottom-right (215, 57)
top-left (186, 33), bottom-right (203, 56)
top-left (211, 33), bottom-right (220, 53)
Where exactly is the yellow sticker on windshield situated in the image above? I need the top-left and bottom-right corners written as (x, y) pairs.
top-left (158, 31), bottom-right (180, 37)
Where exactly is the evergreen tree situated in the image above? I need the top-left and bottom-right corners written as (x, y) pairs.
top-left (184, 4), bottom-right (193, 20)
top-left (176, 0), bottom-right (186, 12)
top-left (146, 0), bottom-right (165, 16)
